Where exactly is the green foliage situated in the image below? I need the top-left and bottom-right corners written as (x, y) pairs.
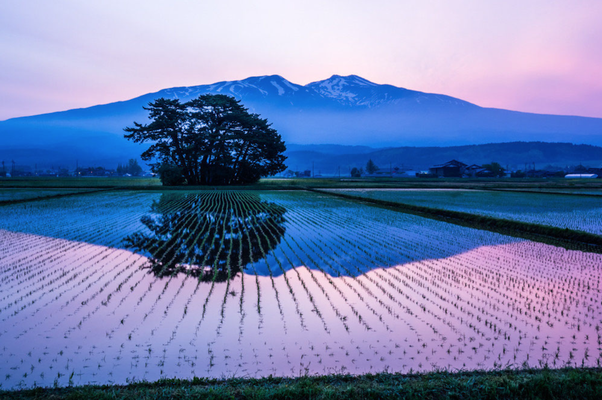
top-left (350, 167), bottom-right (363, 177)
top-left (156, 164), bottom-right (185, 186)
top-left (365, 159), bottom-right (379, 174)
top-left (117, 159), bottom-right (143, 176)
top-left (124, 94), bottom-right (287, 186)
top-left (2, 368), bottom-right (602, 399)
top-left (482, 162), bottom-right (506, 178)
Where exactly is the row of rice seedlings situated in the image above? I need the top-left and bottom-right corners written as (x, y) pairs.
top-left (0, 188), bottom-right (94, 202)
top-left (329, 189), bottom-right (602, 236)
top-left (170, 192), bottom-right (238, 341)
top-left (239, 192), bottom-right (311, 333)
top-left (230, 191), bottom-right (248, 340)
top-left (235, 193), bottom-right (290, 335)
top-left (4, 190), bottom-right (602, 388)
top-left (281, 210), bottom-right (405, 334)
top-left (234, 194), bottom-right (264, 332)
top-left (278, 198), bottom-right (425, 333)
top-left (103, 193), bottom-right (195, 342)
top-left (2, 242), bottom-right (121, 325)
top-left (122, 193), bottom-right (218, 345)
top-left (189, 193), bottom-right (243, 345)
top-left (284, 194), bottom-right (458, 355)
top-left (7, 193), bottom-right (188, 349)
top-left (264, 191), bottom-right (600, 368)
top-left (186, 193), bottom-right (254, 371)
top-left (350, 209), bottom-right (602, 367)
top-left (327, 205), bottom-right (547, 350)
top-left (159, 195), bottom-right (228, 346)
top-left (265, 208), bottom-right (369, 333)
top-left (0, 192), bottom-right (151, 246)
top-left (0, 192), bottom-right (156, 300)
top-left (304, 220), bottom-right (441, 343)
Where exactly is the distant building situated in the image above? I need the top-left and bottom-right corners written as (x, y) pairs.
top-left (464, 164), bottom-right (482, 177)
top-left (565, 174), bottom-right (598, 179)
top-left (11, 165), bottom-right (33, 177)
top-left (429, 160), bottom-right (468, 178)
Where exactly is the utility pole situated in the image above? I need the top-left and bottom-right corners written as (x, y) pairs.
top-left (312, 161), bottom-right (314, 178)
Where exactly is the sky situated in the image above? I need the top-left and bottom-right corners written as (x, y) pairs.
top-left (1, 0), bottom-right (602, 121)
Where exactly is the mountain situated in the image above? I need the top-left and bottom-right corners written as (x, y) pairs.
top-left (1, 74), bottom-right (602, 168)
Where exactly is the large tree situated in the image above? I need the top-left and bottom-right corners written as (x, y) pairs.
top-left (124, 94), bottom-right (287, 185)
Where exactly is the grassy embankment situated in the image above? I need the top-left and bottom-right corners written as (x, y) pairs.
top-left (2, 368), bottom-right (602, 399)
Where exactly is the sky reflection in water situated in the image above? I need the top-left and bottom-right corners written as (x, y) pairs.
top-left (3, 190), bottom-right (601, 389)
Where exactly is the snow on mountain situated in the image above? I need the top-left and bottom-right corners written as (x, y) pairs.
top-left (141, 74), bottom-right (473, 110)
top-left (305, 74), bottom-right (474, 108)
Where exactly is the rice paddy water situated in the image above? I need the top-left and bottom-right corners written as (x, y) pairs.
top-left (1, 189), bottom-right (601, 389)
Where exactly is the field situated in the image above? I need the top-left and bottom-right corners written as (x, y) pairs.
top-left (1, 187), bottom-right (602, 391)
top-left (325, 188), bottom-right (602, 235)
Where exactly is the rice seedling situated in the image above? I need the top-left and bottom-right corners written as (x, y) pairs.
top-left (2, 189), bottom-right (602, 389)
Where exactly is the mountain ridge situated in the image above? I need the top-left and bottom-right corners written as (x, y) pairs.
top-left (2, 74), bottom-right (602, 168)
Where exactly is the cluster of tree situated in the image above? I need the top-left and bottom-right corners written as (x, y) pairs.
top-left (124, 94), bottom-right (287, 185)
top-left (116, 159), bottom-right (143, 176)
top-left (284, 169), bottom-right (311, 178)
top-left (75, 166), bottom-right (112, 177)
top-left (350, 167), bottom-right (363, 177)
top-left (350, 159), bottom-right (379, 177)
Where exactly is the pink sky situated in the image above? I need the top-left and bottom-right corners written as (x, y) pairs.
top-left (1, 0), bottom-right (602, 121)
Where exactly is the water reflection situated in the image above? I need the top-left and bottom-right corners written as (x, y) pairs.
top-left (124, 192), bottom-right (286, 281)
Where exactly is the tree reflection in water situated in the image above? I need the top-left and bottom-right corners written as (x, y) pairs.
top-left (124, 192), bottom-right (286, 281)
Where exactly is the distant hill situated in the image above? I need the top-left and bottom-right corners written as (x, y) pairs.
top-left (2, 74), bottom-right (602, 168)
top-left (285, 142), bottom-right (602, 176)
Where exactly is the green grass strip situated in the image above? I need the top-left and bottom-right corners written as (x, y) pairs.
top-left (2, 367), bottom-right (602, 399)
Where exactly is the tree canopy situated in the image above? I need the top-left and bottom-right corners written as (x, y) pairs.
top-left (482, 162), bottom-right (506, 178)
top-left (124, 94), bottom-right (287, 185)
top-left (116, 159), bottom-right (143, 176)
top-left (365, 159), bottom-right (379, 174)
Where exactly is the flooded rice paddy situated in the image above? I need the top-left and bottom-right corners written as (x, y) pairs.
top-left (326, 188), bottom-right (602, 235)
top-left (1, 190), bottom-right (602, 389)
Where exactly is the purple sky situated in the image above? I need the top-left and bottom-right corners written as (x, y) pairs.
top-left (1, 0), bottom-right (602, 121)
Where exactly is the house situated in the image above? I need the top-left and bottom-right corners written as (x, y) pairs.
top-left (429, 160), bottom-right (468, 178)
top-left (464, 164), bottom-right (482, 177)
